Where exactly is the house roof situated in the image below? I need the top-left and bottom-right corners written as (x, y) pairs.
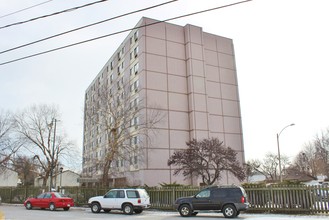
top-left (283, 168), bottom-right (316, 182)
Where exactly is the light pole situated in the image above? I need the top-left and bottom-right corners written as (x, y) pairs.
top-left (277, 123), bottom-right (295, 182)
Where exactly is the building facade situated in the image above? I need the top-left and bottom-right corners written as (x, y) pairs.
top-left (0, 168), bottom-right (19, 187)
top-left (82, 17), bottom-right (245, 186)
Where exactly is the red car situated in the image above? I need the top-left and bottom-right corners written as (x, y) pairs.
top-left (24, 192), bottom-right (74, 211)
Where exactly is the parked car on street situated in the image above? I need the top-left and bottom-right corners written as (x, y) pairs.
top-left (174, 185), bottom-right (249, 218)
top-left (88, 188), bottom-right (150, 214)
top-left (24, 192), bottom-right (74, 211)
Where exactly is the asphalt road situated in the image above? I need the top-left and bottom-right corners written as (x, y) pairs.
top-left (0, 204), bottom-right (328, 220)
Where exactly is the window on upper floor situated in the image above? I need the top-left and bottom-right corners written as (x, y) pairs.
top-left (130, 80), bottom-right (139, 92)
top-left (134, 30), bottom-right (138, 42)
top-left (134, 62), bottom-right (139, 75)
top-left (130, 97), bottom-right (139, 110)
top-left (130, 116), bottom-right (139, 127)
top-left (134, 46), bottom-right (139, 57)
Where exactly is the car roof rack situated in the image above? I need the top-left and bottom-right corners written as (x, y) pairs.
top-left (205, 184), bottom-right (240, 189)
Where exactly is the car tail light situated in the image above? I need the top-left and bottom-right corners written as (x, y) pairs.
top-left (138, 199), bottom-right (141, 203)
top-left (241, 196), bottom-right (245, 203)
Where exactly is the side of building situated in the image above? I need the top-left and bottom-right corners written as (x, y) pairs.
top-left (82, 17), bottom-right (244, 187)
top-left (0, 168), bottom-right (19, 187)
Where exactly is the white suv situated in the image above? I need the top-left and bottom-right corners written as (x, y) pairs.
top-left (88, 188), bottom-right (150, 214)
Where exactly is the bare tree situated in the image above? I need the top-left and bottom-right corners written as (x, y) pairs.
top-left (167, 138), bottom-right (246, 185)
top-left (313, 129), bottom-right (329, 176)
top-left (84, 76), bottom-right (163, 186)
top-left (0, 110), bottom-right (21, 170)
top-left (12, 155), bottom-right (37, 186)
top-left (246, 152), bottom-right (290, 181)
top-left (13, 104), bottom-right (76, 188)
top-left (293, 129), bottom-right (329, 177)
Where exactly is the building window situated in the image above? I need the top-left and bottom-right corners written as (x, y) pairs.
top-left (117, 77), bottom-right (123, 90)
top-left (134, 62), bottom-right (139, 75)
top-left (130, 80), bottom-right (139, 92)
top-left (110, 61), bottom-right (114, 70)
top-left (130, 98), bottom-right (138, 110)
top-left (130, 155), bottom-right (138, 165)
top-left (118, 52), bottom-right (122, 61)
top-left (130, 136), bottom-right (138, 146)
top-left (109, 88), bottom-right (112, 97)
top-left (131, 116), bottom-right (139, 127)
top-left (134, 31), bottom-right (138, 42)
top-left (117, 66), bottom-right (120, 75)
top-left (134, 46), bottom-right (139, 58)
top-left (118, 61), bottom-right (124, 76)
top-left (116, 95), bottom-right (121, 105)
top-left (118, 47), bottom-right (125, 61)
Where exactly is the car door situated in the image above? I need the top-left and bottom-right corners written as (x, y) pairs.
top-left (113, 190), bottom-right (126, 209)
top-left (212, 189), bottom-right (225, 210)
top-left (192, 189), bottom-right (212, 210)
top-left (41, 193), bottom-right (52, 208)
top-left (102, 190), bottom-right (118, 209)
top-left (34, 193), bottom-right (45, 208)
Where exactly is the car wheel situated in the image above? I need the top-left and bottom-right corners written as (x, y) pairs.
top-left (25, 202), bottom-right (32, 210)
top-left (91, 202), bottom-right (101, 213)
top-left (63, 207), bottom-right (70, 211)
top-left (123, 204), bottom-right (133, 215)
top-left (134, 209), bottom-right (143, 214)
top-left (236, 211), bottom-right (240, 216)
top-left (49, 203), bottom-right (56, 211)
top-left (223, 204), bottom-right (237, 218)
top-left (179, 204), bottom-right (192, 217)
top-left (103, 209), bottom-right (111, 213)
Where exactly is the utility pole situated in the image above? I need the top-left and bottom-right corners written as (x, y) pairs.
top-left (49, 118), bottom-right (57, 191)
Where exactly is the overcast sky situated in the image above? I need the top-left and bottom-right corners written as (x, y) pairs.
top-left (1, 0), bottom-right (328, 164)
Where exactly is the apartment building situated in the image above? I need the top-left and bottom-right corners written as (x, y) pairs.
top-left (81, 17), bottom-right (245, 186)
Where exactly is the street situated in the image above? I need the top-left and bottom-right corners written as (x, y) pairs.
top-left (0, 205), bottom-right (328, 220)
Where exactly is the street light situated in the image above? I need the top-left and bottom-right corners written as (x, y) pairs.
top-left (277, 123), bottom-right (295, 182)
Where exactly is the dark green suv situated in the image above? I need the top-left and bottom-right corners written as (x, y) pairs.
top-left (174, 185), bottom-right (249, 218)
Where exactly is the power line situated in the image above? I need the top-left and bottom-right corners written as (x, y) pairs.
top-left (0, 0), bottom-right (178, 55)
top-left (0, 0), bottom-right (109, 29)
top-left (0, 0), bottom-right (252, 66)
top-left (0, 0), bottom-right (53, 19)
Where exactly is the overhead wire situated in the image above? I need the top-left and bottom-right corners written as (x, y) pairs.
top-left (0, 0), bottom-right (109, 29)
top-left (0, 0), bottom-right (178, 55)
top-left (0, 0), bottom-right (53, 19)
top-left (0, 0), bottom-right (252, 66)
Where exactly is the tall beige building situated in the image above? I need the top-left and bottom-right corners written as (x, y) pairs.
top-left (82, 17), bottom-right (245, 186)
